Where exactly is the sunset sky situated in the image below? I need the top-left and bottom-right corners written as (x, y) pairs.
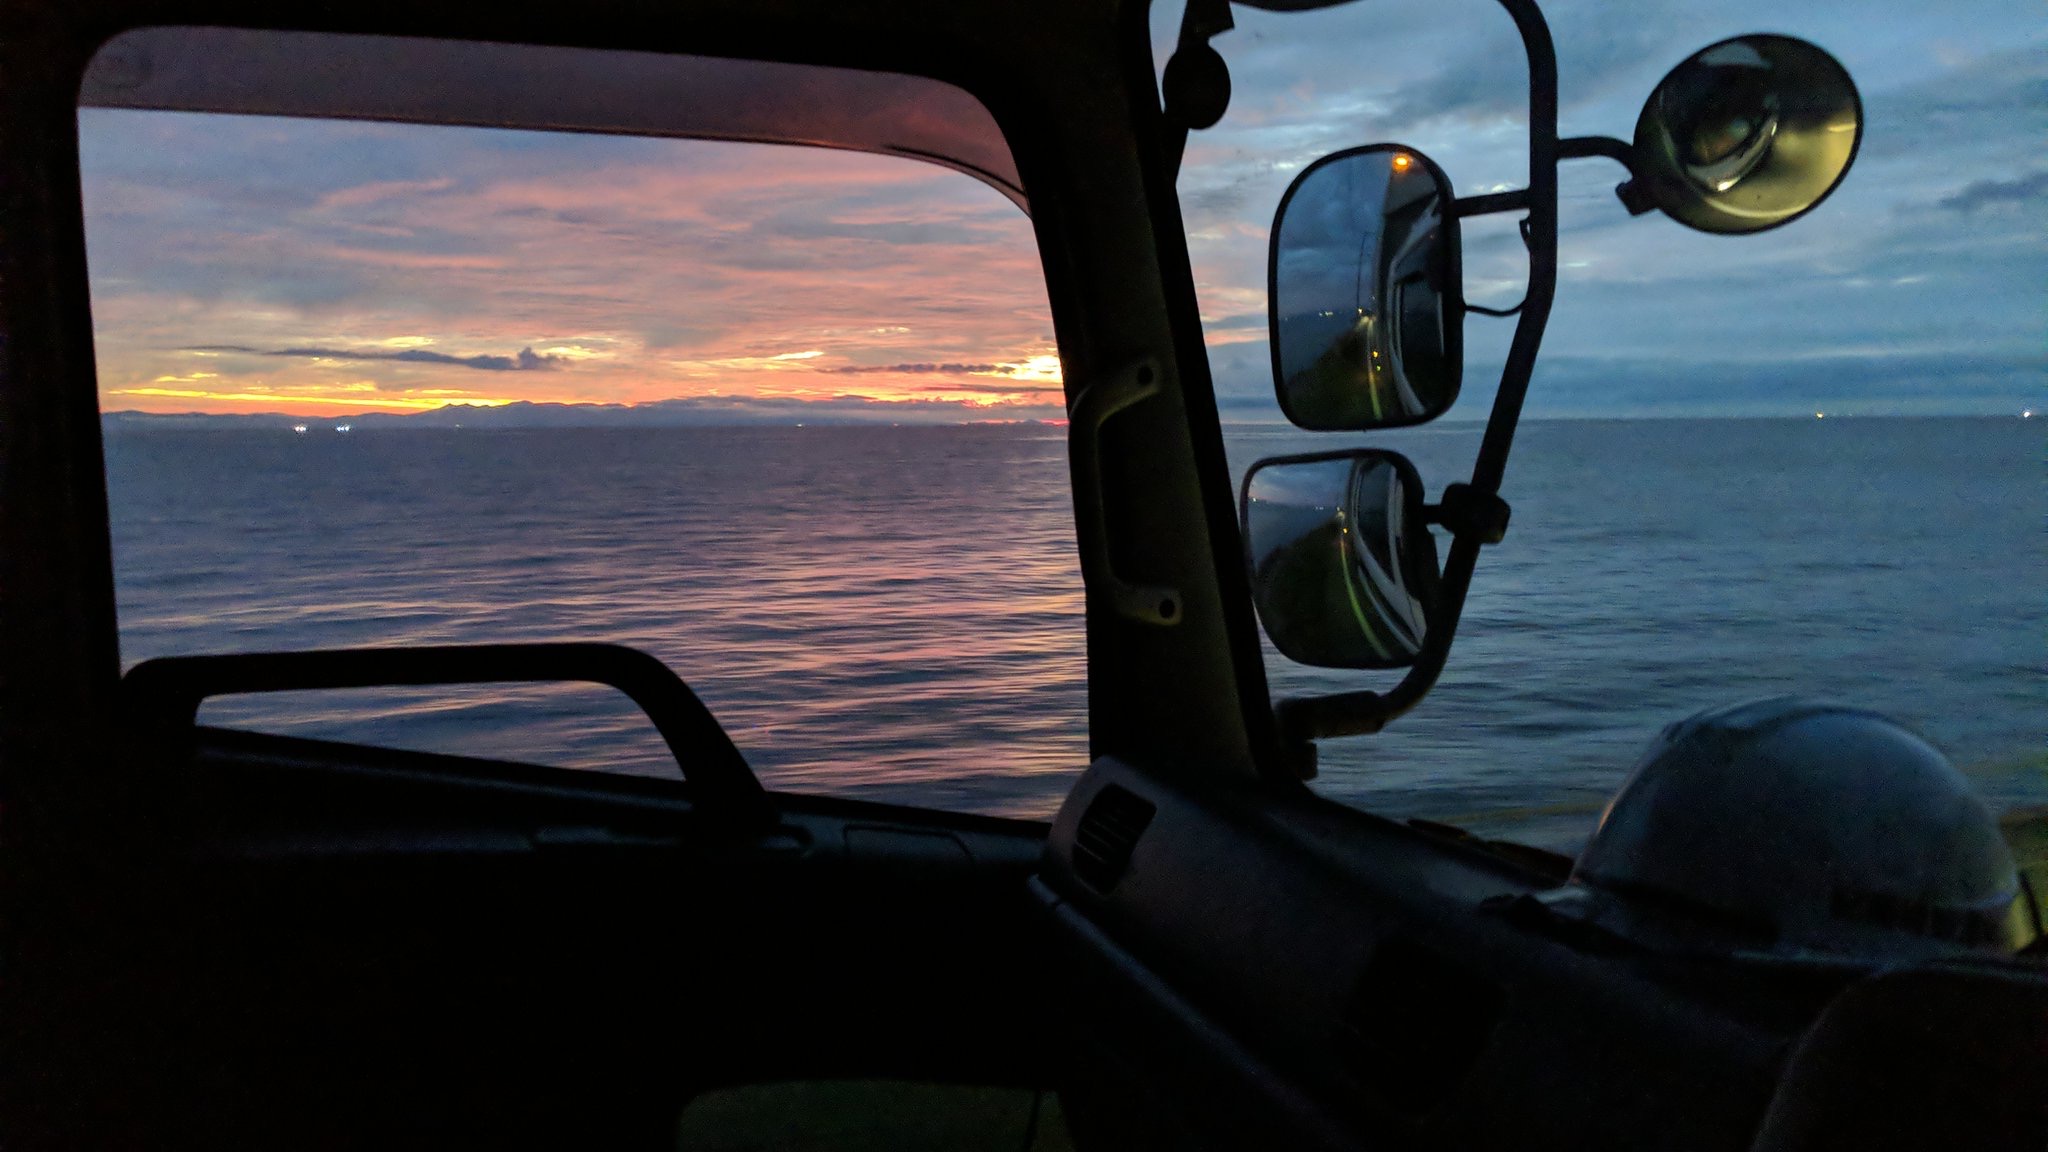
top-left (81, 112), bottom-right (1063, 420)
top-left (80, 0), bottom-right (2043, 421)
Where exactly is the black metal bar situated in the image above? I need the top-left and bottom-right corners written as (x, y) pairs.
top-left (1276, 532), bottom-right (1480, 740)
top-left (1451, 188), bottom-right (1530, 218)
top-left (120, 642), bottom-right (772, 826)
top-left (1558, 134), bottom-right (1637, 175)
top-left (1559, 135), bottom-right (1659, 214)
top-left (1469, 0), bottom-right (1558, 498)
top-left (1282, 0), bottom-right (1559, 744)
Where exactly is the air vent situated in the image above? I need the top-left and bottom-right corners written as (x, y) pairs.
top-left (1072, 785), bottom-right (1155, 892)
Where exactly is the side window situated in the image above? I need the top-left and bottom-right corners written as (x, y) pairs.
top-left (83, 41), bottom-right (1084, 818)
top-left (1156, 1), bottom-right (2043, 852)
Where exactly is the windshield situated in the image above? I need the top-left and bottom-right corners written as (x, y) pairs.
top-left (1158, 0), bottom-right (2045, 853)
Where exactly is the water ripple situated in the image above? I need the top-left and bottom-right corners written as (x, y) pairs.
top-left (107, 418), bottom-right (2045, 841)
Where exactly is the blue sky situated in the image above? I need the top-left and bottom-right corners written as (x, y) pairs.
top-left (1159, 0), bottom-right (2047, 417)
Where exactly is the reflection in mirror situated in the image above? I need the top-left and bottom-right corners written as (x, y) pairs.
top-left (1269, 146), bottom-right (1462, 431)
top-left (1242, 451), bottom-right (1441, 669)
top-left (1634, 35), bottom-right (1861, 234)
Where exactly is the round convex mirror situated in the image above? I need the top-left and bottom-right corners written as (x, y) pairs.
top-left (1633, 34), bottom-right (1862, 234)
top-left (1268, 145), bottom-right (1463, 430)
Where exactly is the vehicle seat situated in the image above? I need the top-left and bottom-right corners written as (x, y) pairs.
top-left (1749, 964), bottom-right (2048, 1152)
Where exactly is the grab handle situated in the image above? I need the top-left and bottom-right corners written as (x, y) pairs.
top-left (121, 642), bottom-right (772, 826)
top-left (1069, 357), bottom-right (1182, 626)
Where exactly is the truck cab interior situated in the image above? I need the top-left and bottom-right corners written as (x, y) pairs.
top-left (1, 1), bottom-right (2040, 1149)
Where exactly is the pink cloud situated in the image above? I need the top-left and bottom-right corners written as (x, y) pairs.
top-left (315, 176), bottom-right (455, 211)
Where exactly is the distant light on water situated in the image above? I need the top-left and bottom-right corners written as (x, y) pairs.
top-left (2025, 410), bottom-right (2034, 419)
top-left (1814, 412), bottom-right (1824, 419)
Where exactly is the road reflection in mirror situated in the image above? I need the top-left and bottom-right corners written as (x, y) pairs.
top-left (1269, 146), bottom-right (1463, 430)
top-left (1242, 450), bottom-right (1441, 669)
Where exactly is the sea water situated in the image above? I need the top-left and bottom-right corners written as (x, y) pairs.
top-left (104, 416), bottom-right (2043, 852)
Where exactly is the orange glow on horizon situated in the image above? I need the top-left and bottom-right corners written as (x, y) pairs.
top-left (110, 386), bottom-right (517, 411)
top-left (99, 343), bottom-right (1068, 417)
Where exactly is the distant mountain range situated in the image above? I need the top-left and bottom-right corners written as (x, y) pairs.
top-left (101, 396), bottom-right (1068, 429)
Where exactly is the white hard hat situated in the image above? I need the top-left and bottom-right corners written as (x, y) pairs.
top-left (1569, 699), bottom-right (2035, 959)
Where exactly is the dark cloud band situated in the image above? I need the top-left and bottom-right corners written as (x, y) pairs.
top-left (1938, 171), bottom-right (2048, 214)
top-left (811, 362), bottom-right (1056, 393)
top-left (813, 361), bottom-right (1061, 394)
top-left (186, 343), bottom-right (564, 371)
top-left (820, 362), bottom-right (1006, 375)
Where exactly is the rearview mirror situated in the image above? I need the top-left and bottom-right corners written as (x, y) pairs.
top-left (1632, 34), bottom-right (1862, 235)
top-left (1268, 145), bottom-right (1463, 430)
top-left (1241, 450), bottom-right (1441, 669)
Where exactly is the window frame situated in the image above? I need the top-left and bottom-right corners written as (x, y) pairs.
top-left (0, 0), bottom-right (1283, 873)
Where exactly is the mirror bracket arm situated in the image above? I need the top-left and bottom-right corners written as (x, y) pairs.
top-left (1273, 531), bottom-right (1478, 749)
top-left (1451, 188), bottom-right (1531, 219)
top-left (1556, 135), bottom-right (1658, 215)
top-left (1449, 188), bottom-right (1531, 217)
top-left (1428, 484), bottom-right (1511, 545)
top-left (1557, 134), bottom-right (1637, 173)
top-left (1277, 0), bottom-right (1556, 754)
top-left (1278, 690), bottom-right (1390, 743)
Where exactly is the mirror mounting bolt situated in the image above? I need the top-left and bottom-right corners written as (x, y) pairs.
top-left (1614, 179), bottom-right (1656, 216)
top-left (1432, 484), bottom-right (1511, 545)
top-left (1163, 45), bottom-right (1232, 131)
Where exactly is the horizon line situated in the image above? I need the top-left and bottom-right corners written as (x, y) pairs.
top-left (101, 407), bottom-right (2036, 427)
